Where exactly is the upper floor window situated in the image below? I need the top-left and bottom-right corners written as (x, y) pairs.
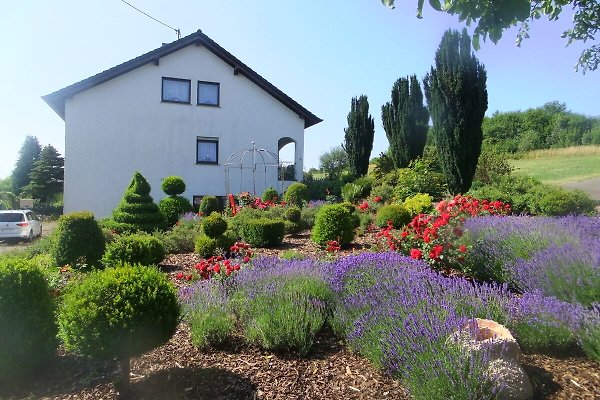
top-left (197, 81), bottom-right (220, 106)
top-left (162, 77), bottom-right (191, 104)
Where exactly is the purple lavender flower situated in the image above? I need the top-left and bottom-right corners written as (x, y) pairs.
top-left (578, 303), bottom-right (600, 362)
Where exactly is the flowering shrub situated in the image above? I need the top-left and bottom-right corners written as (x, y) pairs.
top-left (465, 215), bottom-right (600, 284)
top-left (375, 195), bottom-right (511, 270)
top-left (178, 242), bottom-right (253, 281)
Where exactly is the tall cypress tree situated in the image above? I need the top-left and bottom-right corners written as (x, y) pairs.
top-left (11, 135), bottom-right (41, 195)
top-left (424, 29), bottom-right (488, 194)
top-left (343, 95), bottom-right (375, 177)
top-left (382, 75), bottom-right (429, 168)
top-left (23, 145), bottom-right (64, 203)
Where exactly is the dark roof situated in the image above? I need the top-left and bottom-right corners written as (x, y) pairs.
top-left (42, 29), bottom-right (322, 128)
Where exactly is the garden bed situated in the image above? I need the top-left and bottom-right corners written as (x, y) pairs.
top-left (4, 231), bottom-right (599, 400)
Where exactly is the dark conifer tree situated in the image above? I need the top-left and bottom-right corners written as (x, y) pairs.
top-left (23, 145), bottom-right (64, 203)
top-left (343, 95), bottom-right (375, 177)
top-left (382, 75), bottom-right (429, 168)
top-left (424, 29), bottom-right (488, 194)
top-left (11, 135), bottom-right (41, 195)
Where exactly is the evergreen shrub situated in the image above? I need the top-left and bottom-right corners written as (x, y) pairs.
top-left (0, 257), bottom-right (57, 383)
top-left (311, 204), bottom-right (355, 246)
top-left (199, 196), bottom-right (220, 216)
top-left (284, 183), bottom-right (309, 207)
top-left (375, 204), bottom-right (411, 229)
top-left (402, 193), bottom-right (434, 216)
top-left (102, 233), bottom-right (165, 267)
top-left (110, 172), bottom-right (166, 233)
top-left (154, 220), bottom-right (202, 254)
top-left (57, 264), bottom-right (179, 389)
top-left (202, 212), bottom-right (228, 238)
top-left (52, 211), bottom-right (105, 268)
top-left (283, 206), bottom-right (301, 223)
top-left (240, 218), bottom-right (285, 247)
top-left (158, 196), bottom-right (193, 227)
top-left (262, 187), bottom-right (279, 202)
top-left (161, 176), bottom-right (186, 196)
top-left (194, 232), bottom-right (236, 258)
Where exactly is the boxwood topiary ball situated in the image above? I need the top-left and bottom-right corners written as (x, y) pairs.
top-left (161, 176), bottom-right (186, 196)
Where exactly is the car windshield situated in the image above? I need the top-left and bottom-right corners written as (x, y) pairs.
top-left (0, 213), bottom-right (25, 223)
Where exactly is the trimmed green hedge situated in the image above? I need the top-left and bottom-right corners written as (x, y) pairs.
top-left (51, 211), bottom-right (105, 268)
top-left (375, 204), bottom-right (412, 229)
top-left (240, 218), bottom-right (285, 248)
top-left (0, 257), bottom-right (57, 382)
top-left (311, 204), bottom-right (355, 246)
top-left (102, 233), bottom-right (165, 267)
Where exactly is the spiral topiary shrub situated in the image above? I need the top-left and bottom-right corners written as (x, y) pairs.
top-left (57, 264), bottom-right (179, 391)
top-left (311, 204), bottom-right (355, 246)
top-left (283, 183), bottom-right (309, 208)
top-left (52, 211), bottom-right (105, 268)
top-left (110, 171), bottom-right (166, 233)
top-left (199, 196), bottom-right (220, 216)
top-left (102, 233), bottom-right (165, 267)
top-left (262, 187), bottom-right (279, 202)
top-left (240, 218), bottom-right (285, 247)
top-left (0, 257), bottom-right (57, 384)
top-left (375, 204), bottom-right (411, 229)
top-left (159, 196), bottom-right (193, 227)
top-left (202, 212), bottom-right (228, 238)
top-left (161, 176), bottom-right (186, 196)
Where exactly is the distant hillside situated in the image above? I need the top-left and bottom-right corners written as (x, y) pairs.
top-left (510, 145), bottom-right (600, 184)
top-left (483, 101), bottom-right (600, 154)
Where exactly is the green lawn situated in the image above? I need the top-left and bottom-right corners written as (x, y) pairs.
top-left (510, 154), bottom-right (600, 184)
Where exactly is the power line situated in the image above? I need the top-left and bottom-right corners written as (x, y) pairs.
top-left (120, 0), bottom-right (181, 39)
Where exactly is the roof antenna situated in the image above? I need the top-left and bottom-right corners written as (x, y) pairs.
top-left (120, 0), bottom-right (181, 39)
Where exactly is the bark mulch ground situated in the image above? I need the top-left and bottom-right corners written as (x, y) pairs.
top-left (2, 232), bottom-right (599, 400)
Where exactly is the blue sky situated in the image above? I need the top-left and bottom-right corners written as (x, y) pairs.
top-left (1, 0), bottom-right (598, 179)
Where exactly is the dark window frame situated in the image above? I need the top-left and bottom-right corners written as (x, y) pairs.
top-left (196, 138), bottom-right (219, 164)
top-left (161, 77), bottom-right (191, 104)
top-left (197, 81), bottom-right (220, 106)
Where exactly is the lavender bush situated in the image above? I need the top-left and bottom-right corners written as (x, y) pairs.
top-left (506, 291), bottom-right (585, 353)
top-left (579, 303), bottom-right (600, 361)
top-left (465, 216), bottom-right (600, 294)
top-left (510, 244), bottom-right (600, 306)
top-left (231, 257), bottom-right (331, 355)
top-left (329, 253), bottom-right (511, 399)
top-left (179, 279), bottom-right (235, 349)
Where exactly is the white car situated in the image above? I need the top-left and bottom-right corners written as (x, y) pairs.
top-left (0, 210), bottom-right (43, 242)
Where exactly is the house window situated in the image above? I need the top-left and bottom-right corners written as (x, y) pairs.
top-left (197, 81), bottom-right (220, 106)
top-left (162, 77), bottom-right (191, 103)
top-left (197, 138), bottom-right (218, 164)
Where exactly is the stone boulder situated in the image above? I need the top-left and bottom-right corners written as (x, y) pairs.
top-left (450, 318), bottom-right (533, 400)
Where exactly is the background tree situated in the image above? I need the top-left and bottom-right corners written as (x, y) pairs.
top-left (11, 135), bottom-right (41, 195)
top-left (382, 75), bottom-right (429, 168)
top-left (343, 95), bottom-right (375, 177)
top-left (22, 145), bottom-right (64, 203)
top-left (382, 0), bottom-right (600, 72)
top-left (319, 146), bottom-right (349, 179)
top-left (424, 28), bottom-right (488, 194)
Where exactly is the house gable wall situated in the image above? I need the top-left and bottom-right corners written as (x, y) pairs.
top-left (64, 45), bottom-right (305, 217)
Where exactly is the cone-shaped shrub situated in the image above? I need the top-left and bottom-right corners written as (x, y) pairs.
top-left (111, 172), bottom-right (166, 233)
top-left (311, 204), bottom-right (355, 246)
top-left (0, 257), bottom-right (57, 384)
top-left (52, 211), bottom-right (105, 268)
top-left (58, 264), bottom-right (179, 391)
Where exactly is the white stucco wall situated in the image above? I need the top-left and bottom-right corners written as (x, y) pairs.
top-left (64, 45), bottom-right (306, 218)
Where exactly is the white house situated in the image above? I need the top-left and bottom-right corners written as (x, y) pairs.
top-left (43, 29), bottom-right (321, 218)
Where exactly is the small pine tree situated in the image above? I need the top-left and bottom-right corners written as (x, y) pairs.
top-left (11, 136), bottom-right (41, 195)
top-left (382, 76), bottom-right (429, 168)
top-left (110, 172), bottom-right (166, 233)
top-left (424, 29), bottom-right (488, 194)
top-left (22, 145), bottom-right (64, 203)
top-left (343, 95), bottom-right (375, 177)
